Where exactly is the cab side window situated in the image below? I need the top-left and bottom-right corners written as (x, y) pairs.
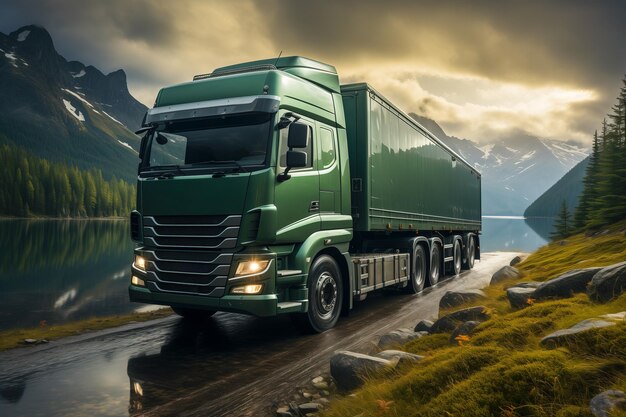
top-left (279, 123), bottom-right (314, 169)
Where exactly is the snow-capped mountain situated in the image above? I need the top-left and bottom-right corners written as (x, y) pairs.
top-left (0, 25), bottom-right (147, 181)
top-left (410, 114), bottom-right (589, 216)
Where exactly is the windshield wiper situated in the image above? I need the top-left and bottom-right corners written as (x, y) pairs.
top-left (140, 164), bottom-right (184, 178)
top-left (190, 160), bottom-right (250, 173)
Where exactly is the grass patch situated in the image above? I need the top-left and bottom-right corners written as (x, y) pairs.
top-left (322, 224), bottom-right (626, 417)
top-left (0, 308), bottom-right (173, 351)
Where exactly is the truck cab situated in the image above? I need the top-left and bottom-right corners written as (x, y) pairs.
top-left (129, 57), bottom-right (354, 332)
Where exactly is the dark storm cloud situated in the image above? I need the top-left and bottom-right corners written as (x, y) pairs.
top-left (264, 0), bottom-right (626, 92)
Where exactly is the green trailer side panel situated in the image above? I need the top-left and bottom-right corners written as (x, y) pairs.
top-left (341, 83), bottom-right (481, 233)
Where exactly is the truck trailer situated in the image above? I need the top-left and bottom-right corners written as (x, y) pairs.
top-left (129, 56), bottom-right (481, 332)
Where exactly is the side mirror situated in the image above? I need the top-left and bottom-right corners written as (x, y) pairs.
top-left (286, 150), bottom-right (307, 168)
top-left (287, 122), bottom-right (309, 148)
top-left (155, 132), bottom-right (168, 145)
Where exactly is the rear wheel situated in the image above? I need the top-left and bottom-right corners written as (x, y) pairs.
top-left (452, 239), bottom-right (462, 275)
top-left (172, 307), bottom-right (216, 321)
top-left (429, 244), bottom-right (441, 286)
top-left (463, 236), bottom-right (476, 270)
top-left (294, 255), bottom-right (343, 333)
top-left (408, 245), bottom-right (427, 293)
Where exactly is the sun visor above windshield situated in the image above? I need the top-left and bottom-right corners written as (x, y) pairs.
top-left (145, 95), bottom-right (280, 124)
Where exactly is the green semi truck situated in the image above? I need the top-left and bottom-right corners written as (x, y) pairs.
top-left (129, 56), bottom-right (481, 332)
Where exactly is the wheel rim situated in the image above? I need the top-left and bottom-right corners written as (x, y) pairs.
top-left (454, 242), bottom-right (461, 273)
top-left (415, 251), bottom-right (425, 287)
top-left (316, 271), bottom-right (337, 320)
top-left (431, 248), bottom-right (440, 283)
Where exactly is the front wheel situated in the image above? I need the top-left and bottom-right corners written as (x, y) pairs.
top-left (172, 307), bottom-right (216, 321)
top-left (294, 255), bottom-right (343, 333)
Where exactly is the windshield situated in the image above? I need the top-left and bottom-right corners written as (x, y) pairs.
top-left (142, 113), bottom-right (272, 174)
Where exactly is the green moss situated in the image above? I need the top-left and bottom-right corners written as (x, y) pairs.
top-left (0, 308), bottom-right (173, 351)
top-left (321, 223), bottom-right (626, 417)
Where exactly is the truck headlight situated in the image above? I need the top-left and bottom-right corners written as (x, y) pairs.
top-left (134, 255), bottom-right (146, 271)
top-left (231, 284), bottom-right (263, 294)
top-left (235, 259), bottom-right (270, 276)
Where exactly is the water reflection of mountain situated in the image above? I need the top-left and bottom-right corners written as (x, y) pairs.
top-left (0, 220), bottom-right (137, 330)
top-left (480, 217), bottom-right (552, 253)
top-left (524, 217), bottom-right (555, 242)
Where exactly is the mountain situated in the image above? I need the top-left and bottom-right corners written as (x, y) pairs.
top-left (0, 25), bottom-right (147, 181)
top-left (410, 114), bottom-right (589, 216)
top-left (524, 156), bottom-right (589, 218)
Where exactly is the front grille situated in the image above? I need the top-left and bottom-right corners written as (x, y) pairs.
top-left (143, 215), bottom-right (241, 249)
top-left (142, 249), bottom-right (232, 297)
top-left (140, 215), bottom-right (241, 296)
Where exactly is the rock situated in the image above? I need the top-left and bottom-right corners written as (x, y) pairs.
top-left (600, 311), bottom-right (626, 321)
top-left (320, 390), bottom-right (330, 397)
top-left (312, 380), bottom-right (329, 390)
top-left (506, 287), bottom-right (536, 309)
top-left (298, 402), bottom-right (322, 414)
top-left (510, 255), bottom-right (523, 266)
top-left (588, 261), bottom-right (626, 303)
top-left (449, 321), bottom-right (480, 344)
top-left (540, 319), bottom-right (616, 348)
top-left (533, 267), bottom-right (603, 299)
top-left (311, 376), bottom-right (324, 384)
top-left (439, 289), bottom-right (486, 309)
top-left (490, 266), bottom-right (522, 285)
top-left (276, 406), bottom-right (293, 417)
top-left (317, 398), bottom-right (330, 406)
top-left (590, 390), bottom-right (626, 417)
top-left (23, 339), bottom-right (37, 344)
top-left (430, 306), bottom-right (490, 333)
top-left (330, 351), bottom-right (393, 391)
top-left (413, 319), bottom-right (434, 333)
top-left (375, 350), bottom-right (424, 365)
top-left (378, 328), bottom-right (427, 349)
top-left (508, 281), bottom-right (541, 289)
top-left (302, 392), bottom-right (312, 399)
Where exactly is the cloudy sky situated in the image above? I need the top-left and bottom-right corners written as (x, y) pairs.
top-left (2, 0), bottom-right (625, 145)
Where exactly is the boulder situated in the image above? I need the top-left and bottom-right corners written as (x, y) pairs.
top-left (490, 266), bottom-right (521, 285)
top-left (508, 281), bottom-right (541, 289)
top-left (449, 321), bottom-right (480, 344)
top-left (413, 319), bottom-right (434, 333)
top-left (506, 287), bottom-right (536, 309)
top-left (540, 319), bottom-right (616, 348)
top-left (588, 261), bottom-right (626, 303)
top-left (590, 390), bottom-right (626, 417)
top-left (378, 328), bottom-right (427, 349)
top-left (375, 350), bottom-right (424, 366)
top-left (510, 255), bottom-right (523, 266)
top-left (533, 267), bottom-right (603, 299)
top-left (430, 306), bottom-right (490, 333)
top-left (439, 289), bottom-right (486, 309)
top-left (330, 351), bottom-right (393, 391)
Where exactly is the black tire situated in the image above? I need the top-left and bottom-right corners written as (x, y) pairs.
top-left (408, 245), bottom-right (427, 293)
top-left (463, 236), bottom-right (476, 270)
top-left (295, 255), bottom-right (343, 333)
top-left (452, 239), bottom-right (462, 275)
top-left (429, 244), bottom-right (441, 286)
top-left (172, 307), bottom-right (216, 321)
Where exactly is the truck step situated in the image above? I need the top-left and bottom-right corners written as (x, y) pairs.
top-left (443, 256), bottom-right (454, 263)
top-left (277, 301), bottom-right (305, 313)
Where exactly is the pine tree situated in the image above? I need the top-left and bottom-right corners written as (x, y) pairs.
top-left (551, 200), bottom-right (571, 240)
top-left (573, 130), bottom-right (599, 229)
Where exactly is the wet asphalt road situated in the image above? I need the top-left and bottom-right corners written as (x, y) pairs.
top-left (0, 252), bottom-right (521, 417)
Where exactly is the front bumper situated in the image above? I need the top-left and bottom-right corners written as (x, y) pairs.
top-left (129, 284), bottom-right (278, 317)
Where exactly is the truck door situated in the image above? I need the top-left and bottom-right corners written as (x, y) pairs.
top-left (318, 124), bottom-right (341, 229)
top-left (274, 117), bottom-right (320, 242)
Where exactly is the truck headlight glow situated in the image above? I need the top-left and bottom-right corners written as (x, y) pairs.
top-left (235, 260), bottom-right (270, 276)
top-left (134, 255), bottom-right (146, 271)
top-left (131, 276), bottom-right (145, 287)
top-left (231, 284), bottom-right (263, 294)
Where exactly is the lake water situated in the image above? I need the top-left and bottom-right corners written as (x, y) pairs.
top-left (0, 216), bottom-right (555, 332)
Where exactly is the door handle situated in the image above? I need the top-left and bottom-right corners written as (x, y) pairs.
top-left (309, 201), bottom-right (320, 212)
